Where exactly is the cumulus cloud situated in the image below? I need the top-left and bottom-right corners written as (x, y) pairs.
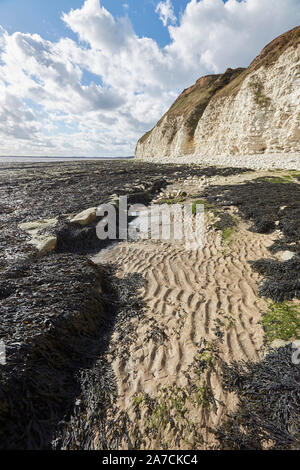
top-left (156, 0), bottom-right (177, 27)
top-left (0, 0), bottom-right (299, 156)
top-left (167, 0), bottom-right (300, 72)
top-left (62, 0), bottom-right (134, 53)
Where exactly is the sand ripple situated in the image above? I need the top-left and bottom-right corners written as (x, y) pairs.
top-left (93, 220), bottom-right (275, 449)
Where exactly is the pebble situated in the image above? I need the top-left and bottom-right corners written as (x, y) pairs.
top-left (281, 251), bottom-right (295, 261)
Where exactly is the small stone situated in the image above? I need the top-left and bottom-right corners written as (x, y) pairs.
top-left (270, 339), bottom-right (291, 349)
top-left (264, 339), bottom-right (292, 357)
top-left (281, 251), bottom-right (295, 261)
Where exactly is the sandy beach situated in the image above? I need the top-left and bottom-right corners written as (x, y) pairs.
top-left (93, 224), bottom-right (273, 449)
top-left (90, 168), bottom-right (299, 449)
top-left (0, 160), bottom-right (299, 450)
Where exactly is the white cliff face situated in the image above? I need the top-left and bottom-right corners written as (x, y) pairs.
top-left (194, 46), bottom-right (300, 156)
top-left (135, 44), bottom-right (300, 160)
top-left (136, 115), bottom-right (187, 159)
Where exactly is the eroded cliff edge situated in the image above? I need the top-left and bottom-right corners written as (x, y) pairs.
top-left (136, 26), bottom-right (300, 160)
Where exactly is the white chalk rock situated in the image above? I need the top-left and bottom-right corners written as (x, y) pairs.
top-left (19, 219), bottom-right (57, 233)
top-left (19, 219), bottom-right (58, 254)
top-left (70, 207), bottom-right (97, 226)
top-left (270, 339), bottom-right (291, 349)
top-left (135, 39), bottom-right (300, 162)
top-left (281, 251), bottom-right (295, 261)
top-left (34, 236), bottom-right (57, 253)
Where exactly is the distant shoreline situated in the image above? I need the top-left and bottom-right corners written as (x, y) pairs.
top-left (0, 155), bottom-right (134, 163)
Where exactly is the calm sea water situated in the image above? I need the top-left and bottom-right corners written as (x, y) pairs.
top-left (0, 156), bottom-right (134, 163)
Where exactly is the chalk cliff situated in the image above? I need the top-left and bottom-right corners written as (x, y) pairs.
top-left (135, 27), bottom-right (300, 160)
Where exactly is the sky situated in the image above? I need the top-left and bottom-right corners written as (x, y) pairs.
top-left (0, 0), bottom-right (299, 157)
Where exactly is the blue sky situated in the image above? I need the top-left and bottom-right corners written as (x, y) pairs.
top-left (0, 1), bottom-right (203, 45)
top-left (0, 0), bottom-right (299, 156)
top-left (0, 0), bottom-right (201, 92)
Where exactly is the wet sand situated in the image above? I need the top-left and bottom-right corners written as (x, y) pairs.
top-left (92, 197), bottom-right (277, 449)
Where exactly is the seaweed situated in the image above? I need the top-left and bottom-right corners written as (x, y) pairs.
top-left (213, 345), bottom-right (300, 450)
top-left (0, 253), bottom-right (145, 450)
top-left (203, 179), bottom-right (300, 301)
top-left (251, 258), bottom-right (300, 302)
top-left (261, 302), bottom-right (300, 344)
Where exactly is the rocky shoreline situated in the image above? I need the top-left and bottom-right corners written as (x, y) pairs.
top-left (136, 152), bottom-right (300, 170)
top-left (0, 160), bottom-right (299, 450)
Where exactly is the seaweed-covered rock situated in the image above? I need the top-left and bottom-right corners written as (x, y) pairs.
top-left (252, 218), bottom-right (275, 234)
top-left (251, 257), bottom-right (300, 302)
top-left (214, 345), bottom-right (300, 450)
top-left (70, 207), bottom-right (98, 226)
top-left (0, 254), bottom-right (110, 450)
top-left (55, 219), bottom-right (107, 254)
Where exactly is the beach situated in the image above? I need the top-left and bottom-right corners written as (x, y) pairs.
top-left (0, 159), bottom-right (299, 450)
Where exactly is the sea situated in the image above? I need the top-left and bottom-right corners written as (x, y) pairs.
top-left (0, 156), bottom-right (134, 163)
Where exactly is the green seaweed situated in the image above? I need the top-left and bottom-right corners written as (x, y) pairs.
top-left (222, 226), bottom-right (236, 245)
top-left (192, 199), bottom-right (216, 215)
top-left (193, 386), bottom-right (212, 409)
top-left (262, 176), bottom-right (293, 184)
top-left (262, 302), bottom-right (300, 344)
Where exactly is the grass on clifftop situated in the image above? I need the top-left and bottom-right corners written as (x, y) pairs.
top-left (138, 69), bottom-right (245, 145)
top-left (217, 25), bottom-right (300, 99)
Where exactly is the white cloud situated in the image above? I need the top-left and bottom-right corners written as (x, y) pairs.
top-left (156, 0), bottom-right (177, 27)
top-left (62, 0), bottom-right (134, 53)
top-left (0, 0), bottom-right (299, 156)
top-left (167, 0), bottom-right (300, 72)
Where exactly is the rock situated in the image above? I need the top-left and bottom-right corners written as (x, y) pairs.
top-left (109, 196), bottom-right (120, 208)
top-left (70, 207), bottom-right (97, 226)
top-left (264, 339), bottom-right (292, 357)
top-left (150, 178), bottom-right (166, 193)
top-left (270, 339), bottom-right (291, 349)
top-left (127, 192), bottom-right (151, 205)
top-left (35, 236), bottom-right (57, 253)
top-left (281, 251), bottom-right (295, 261)
top-left (19, 219), bottom-right (57, 233)
top-left (19, 219), bottom-right (58, 253)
